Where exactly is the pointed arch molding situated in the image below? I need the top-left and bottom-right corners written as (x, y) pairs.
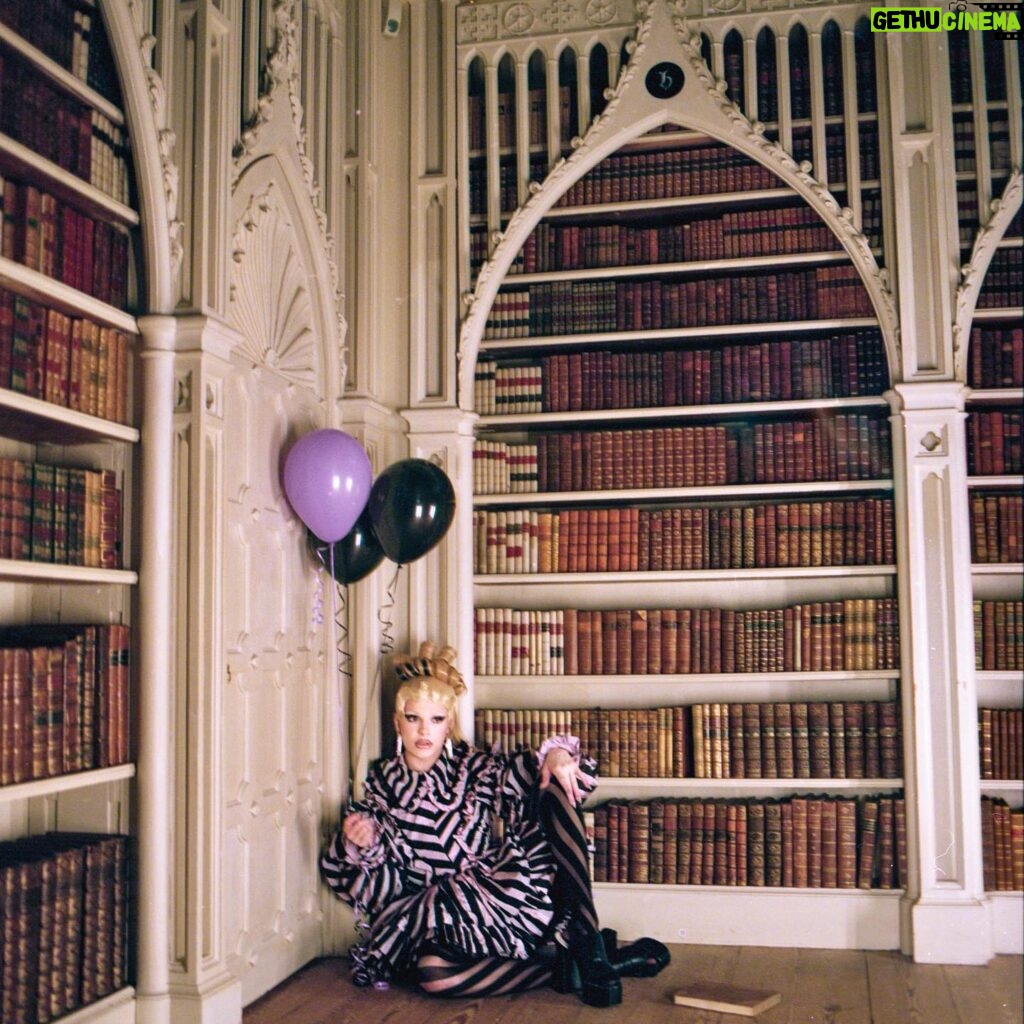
top-left (231, 0), bottom-right (346, 393)
top-left (98, 0), bottom-right (183, 311)
top-left (228, 183), bottom-right (317, 391)
top-left (953, 169), bottom-right (1022, 382)
top-left (457, 0), bottom-right (901, 406)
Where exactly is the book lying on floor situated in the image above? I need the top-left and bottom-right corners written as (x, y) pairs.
top-left (673, 981), bottom-right (782, 1016)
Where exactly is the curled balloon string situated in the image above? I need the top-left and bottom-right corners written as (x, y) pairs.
top-left (377, 562), bottom-right (402, 658)
top-left (310, 560), bottom-right (325, 628)
top-left (349, 562), bottom-right (404, 805)
top-left (328, 544), bottom-right (352, 801)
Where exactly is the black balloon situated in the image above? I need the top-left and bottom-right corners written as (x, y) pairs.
top-left (367, 458), bottom-right (456, 564)
top-left (308, 507), bottom-right (386, 585)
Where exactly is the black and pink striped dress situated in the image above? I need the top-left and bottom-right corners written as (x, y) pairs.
top-left (320, 741), bottom-right (596, 984)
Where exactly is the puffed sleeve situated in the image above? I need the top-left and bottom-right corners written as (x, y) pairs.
top-left (320, 779), bottom-right (428, 916)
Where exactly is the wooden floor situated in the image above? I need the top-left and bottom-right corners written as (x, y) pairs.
top-left (243, 946), bottom-right (1024, 1024)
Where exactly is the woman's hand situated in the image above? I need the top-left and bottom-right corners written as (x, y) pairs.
top-left (342, 812), bottom-right (378, 849)
top-left (539, 745), bottom-right (585, 805)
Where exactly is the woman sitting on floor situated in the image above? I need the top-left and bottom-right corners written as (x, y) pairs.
top-left (320, 641), bottom-right (670, 1007)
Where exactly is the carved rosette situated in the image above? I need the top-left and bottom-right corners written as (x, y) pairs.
top-left (229, 184), bottom-right (318, 392)
top-left (457, 0), bottom-right (638, 43)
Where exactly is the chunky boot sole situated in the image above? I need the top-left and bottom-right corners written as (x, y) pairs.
top-left (552, 934), bottom-right (624, 1007)
top-left (601, 928), bottom-right (671, 978)
top-left (580, 972), bottom-right (623, 1008)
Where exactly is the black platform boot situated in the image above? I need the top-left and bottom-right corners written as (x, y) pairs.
top-left (601, 928), bottom-right (671, 978)
top-left (552, 923), bottom-right (623, 1007)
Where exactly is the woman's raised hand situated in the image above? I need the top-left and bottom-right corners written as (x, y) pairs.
top-left (343, 812), bottom-right (378, 849)
top-left (539, 746), bottom-right (585, 806)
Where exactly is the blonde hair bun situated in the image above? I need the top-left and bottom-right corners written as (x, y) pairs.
top-left (392, 640), bottom-right (466, 696)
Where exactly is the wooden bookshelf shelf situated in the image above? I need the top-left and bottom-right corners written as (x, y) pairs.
top-left (0, 763), bottom-right (135, 804)
top-left (0, 256), bottom-right (137, 333)
top-left (0, 21), bottom-right (124, 124)
top-left (477, 395), bottom-right (890, 429)
top-left (475, 563), bottom-right (896, 585)
top-left (594, 885), bottom-right (901, 948)
top-left (592, 777), bottom-right (903, 799)
top-left (473, 480), bottom-right (895, 507)
top-left (0, 133), bottom-right (138, 227)
top-left (0, 389), bottom-right (139, 444)
top-left (460, 3), bottom-right (1023, 957)
top-left (504, 250), bottom-right (854, 285)
top-left (478, 317), bottom-right (882, 351)
top-left (477, 674), bottom-right (900, 709)
top-left (0, 560), bottom-right (137, 584)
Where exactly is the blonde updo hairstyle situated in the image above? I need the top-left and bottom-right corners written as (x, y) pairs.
top-left (391, 641), bottom-right (467, 744)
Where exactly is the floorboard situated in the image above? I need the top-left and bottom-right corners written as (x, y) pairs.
top-left (242, 947), bottom-right (1024, 1024)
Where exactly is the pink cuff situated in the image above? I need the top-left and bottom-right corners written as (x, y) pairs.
top-left (536, 734), bottom-right (580, 768)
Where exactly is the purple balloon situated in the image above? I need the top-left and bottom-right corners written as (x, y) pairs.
top-left (283, 429), bottom-right (372, 542)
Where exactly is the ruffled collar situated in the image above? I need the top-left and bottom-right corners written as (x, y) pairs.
top-left (373, 742), bottom-right (475, 813)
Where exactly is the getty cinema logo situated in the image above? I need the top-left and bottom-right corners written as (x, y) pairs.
top-left (870, 1), bottom-right (1021, 37)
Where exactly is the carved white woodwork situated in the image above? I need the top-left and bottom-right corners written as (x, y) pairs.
top-left (229, 185), bottom-right (319, 392)
top-left (953, 169), bottom-right (1023, 379)
top-left (116, 0), bottom-right (184, 299)
top-left (456, 0), bottom-right (900, 406)
top-left (220, 367), bottom-right (327, 1004)
top-left (231, 0), bottom-right (346, 389)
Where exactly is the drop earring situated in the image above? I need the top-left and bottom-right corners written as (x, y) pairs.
top-left (444, 737), bottom-right (453, 759)
top-left (396, 735), bottom-right (404, 757)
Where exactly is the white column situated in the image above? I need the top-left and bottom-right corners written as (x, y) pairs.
top-left (167, 316), bottom-right (243, 1024)
top-left (889, 381), bottom-right (992, 965)
top-left (402, 408), bottom-right (478, 739)
top-left (134, 315), bottom-right (177, 1024)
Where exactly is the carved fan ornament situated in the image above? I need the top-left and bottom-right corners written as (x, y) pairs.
top-left (229, 185), bottom-right (318, 391)
top-left (231, 0), bottom-right (346, 379)
top-left (458, 0), bottom-right (899, 398)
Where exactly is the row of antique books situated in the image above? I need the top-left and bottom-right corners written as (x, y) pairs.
top-left (966, 410), bottom-right (1023, 475)
top-left (0, 52), bottom-right (131, 204)
top-left (473, 330), bottom-right (889, 414)
top-left (788, 122), bottom-right (881, 187)
top-left (0, 458), bottom-right (121, 567)
top-left (969, 493), bottom-right (1023, 563)
top-left (475, 700), bottom-right (902, 781)
top-left (473, 600), bottom-right (900, 676)
top-left (953, 116), bottom-right (981, 173)
top-left (967, 325), bottom-right (1024, 388)
top-left (0, 831), bottom-right (129, 1024)
top-left (0, 175), bottom-right (131, 308)
top-left (0, 286), bottom-right (132, 422)
top-left (473, 414), bottom-right (893, 494)
top-left (979, 708), bottom-right (1023, 781)
top-left (472, 497), bottom-right (896, 574)
top-left (554, 144), bottom-right (780, 206)
top-left (466, 86), bottom-right (572, 152)
top-left (0, 0), bottom-right (111, 98)
top-left (981, 797), bottom-right (1024, 892)
top-left (815, 123), bottom-right (882, 184)
top-left (974, 600), bottom-right (1024, 671)
top-left (510, 205), bottom-right (843, 275)
top-left (956, 185), bottom-right (983, 255)
top-left (484, 265), bottom-right (876, 338)
top-left (467, 153), bottom-right (548, 218)
top-left (976, 248), bottom-right (1023, 309)
top-left (0, 623), bottom-right (130, 786)
top-left (587, 793), bottom-right (907, 890)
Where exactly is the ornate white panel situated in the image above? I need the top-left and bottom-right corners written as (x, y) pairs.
top-left (220, 350), bottom-right (326, 1002)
